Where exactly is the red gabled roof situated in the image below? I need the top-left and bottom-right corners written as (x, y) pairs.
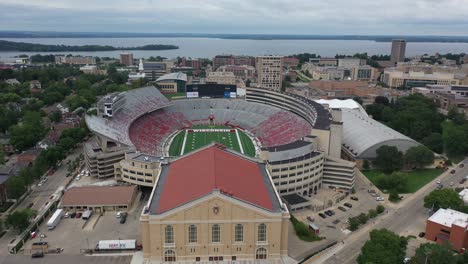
top-left (156, 146), bottom-right (274, 213)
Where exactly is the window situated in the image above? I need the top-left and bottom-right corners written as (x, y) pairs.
top-left (189, 225), bottom-right (197, 243)
top-left (164, 249), bottom-right (176, 262)
top-left (212, 224), bottom-right (220, 243)
top-left (235, 224), bottom-right (243, 242)
top-left (258, 224), bottom-right (267, 242)
top-left (165, 225), bottom-right (174, 244)
top-left (256, 247), bottom-right (267, 259)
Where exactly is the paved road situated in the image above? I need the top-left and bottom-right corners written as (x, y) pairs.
top-left (0, 148), bottom-right (83, 262)
top-left (320, 159), bottom-right (468, 264)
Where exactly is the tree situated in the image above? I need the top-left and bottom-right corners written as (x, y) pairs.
top-left (389, 190), bottom-right (401, 202)
top-left (421, 133), bottom-right (444, 153)
top-left (9, 111), bottom-right (46, 151)
top-left (5, 209), bottom-right (37, 232)
top-left (412, 243), bottom-right (457, 264)
top-left (357, 213), bottom-right (369, 225)
top-left (368, 209), bottom-right (378, 218)
top-left (353, 96), bottom-right (364, 105)
top-left (376, 205), bottom-right (385, 214)
top-left (374, 96), bottom-right (390, 105)
top-left (6, 175), bottom-right (27, 199)
top-left (357, 229), bottom-right (407, 264)
top-left (49, 111), bottom-right (62, 123)
top-left (375, 172), bottom-right (408, 193)
top-left (424, 189), bottom-right (464, 212)
top-left (0, 149), bottom-right (5, 165)
top-left (349, 217), bottom-right (360, 231)
top-left (374, 145), bottom-right (404, 173)
top-left (362, 160), bottom-right (370, 170)
top-left (404, 145), bottom-right (434, 169)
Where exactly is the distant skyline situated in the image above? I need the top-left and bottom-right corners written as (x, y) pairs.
top-left (1, 0), bottom-right (468, 35)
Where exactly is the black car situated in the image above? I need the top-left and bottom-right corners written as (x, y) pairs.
top-left (31, 252), bottom-right (44, 258)
top-left (120, 215), bottom-right (127, 224)
top-left (418, 232), bottom-right (425, 238)
top-left (350, 196), bottom-right (359, 201)
top-left (318, 213), bottom-right (327, 219)
top-left (324, 210), bottom-right (335, 216)
top-left (338, 206), bottom-right (347, 212)
top-left (344, 203), bottom-right (353, 208)
top-left (70, 212), bottom-right (76, 218)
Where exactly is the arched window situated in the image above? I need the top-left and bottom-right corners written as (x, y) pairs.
top-left (188, 225), bottom-right (197, 243)
top-left (212, 224), bottom-right (220, 243)
top-left (258, 223), bottom-right (267, 242)
top-left (234, 224), bottom-right (243, 242)
top-left (256, 247), bottom-right (267, 259)
top-left (164, 249), bottom-right (176, 262)
top-left (165, 225), bottom-right (174, 244)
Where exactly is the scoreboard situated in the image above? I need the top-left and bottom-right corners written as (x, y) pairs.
top-left (186, 84), bottom-right (237, 98)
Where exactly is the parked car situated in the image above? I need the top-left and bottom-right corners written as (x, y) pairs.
top-left (344, 203), bottom-right (353, 208)
top-left (70, 212), bottom-right (76, 218)
top-left (368, 189), bottom-right (376, 193)
top-left (436, 180), bottom-right (441, 184)
top-left (318, 213), bottom-right (327, 219)
top-left (120, 215), bottom-right (127, 224)
top-left (450, 170), bottom-right (456, 174)
top-left (338, 206), bottom-right (347, 212)
top-left (437, 184), bottom-right (444, 189)
top-left (64, 212), bottom-right (70, 218)
top-left (376, 197), bottom-right (385, 201)
top-left (371, 193), bottom-right (378, 197)
top-left (31, 252), bottom-right (44, 258)
top-left (459, 179), bottom-right (466, 184)
top-left (450, 182), bottom-right (454, 186)
top-left (325, 210), bottom-right (335, 216)
top-left (418, 232), bottom-right (425, 238)
top-left (75, 212), bottom-right (82, 218)
top-left (116, 211), bottom-right (127, 218)
top-left (350, 196), bottom-right (359, 201)
top-left (459, 163), bottom-right (464, 168)
top-left (306, 216), bottom-right (315, 222)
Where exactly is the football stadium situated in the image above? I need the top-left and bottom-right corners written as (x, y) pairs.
top-left (85, 85), bottom-right (356, 211)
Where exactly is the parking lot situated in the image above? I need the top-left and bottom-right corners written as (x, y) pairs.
top-left (23, 191), bottom-right (146, 255)
top-left (295, 172), bottom-right (384, 241)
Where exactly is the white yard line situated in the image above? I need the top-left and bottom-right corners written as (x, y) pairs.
top-left (180, 129), bottom-right (188, 156)
top-left (235, 129), bottom-right (245, 154)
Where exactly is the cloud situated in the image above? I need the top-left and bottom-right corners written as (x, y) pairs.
top-left (1, 0), bottom-right (468, 34)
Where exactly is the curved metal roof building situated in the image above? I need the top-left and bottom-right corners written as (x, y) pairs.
top-left (341, 108), bottom-right (420, 159)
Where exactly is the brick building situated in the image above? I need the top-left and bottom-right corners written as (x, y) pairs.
top-left (425, 208), bottom-right (468, 252)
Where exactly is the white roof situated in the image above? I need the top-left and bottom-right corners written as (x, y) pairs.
top-left (156, 72), bottom-right (187, 82)
top-left (341, 108), bottom-right (420, 159)
top-left (314, 99), bottom-right (366, 114)
top-left (428, 208), bottom-right (468, 228)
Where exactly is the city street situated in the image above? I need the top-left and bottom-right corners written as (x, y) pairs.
top-left (318, 159), bottom-right (468, 264)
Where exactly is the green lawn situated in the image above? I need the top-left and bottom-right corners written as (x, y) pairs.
top-left (363, 169), bottom-right (443, 193)
top-left (168, 125), bottom-right (256, 157)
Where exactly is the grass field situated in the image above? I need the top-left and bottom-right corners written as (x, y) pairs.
top-left (168, 125), bottom-right (256, 157)
top-left (362, 169), bottom-right (443, 193)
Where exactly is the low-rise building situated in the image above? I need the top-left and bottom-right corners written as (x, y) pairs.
top-left (155, 72), bottom-right (187, 94)
top-left (114, 153), bottom-right (162, 187)
top-left (206, 72), bottom-right (236, 85)
top-left (213, 55), bottom-right (255, 70)
top-left (140, 145), bottom-right (290, 263)
top-left (79, 65), bottom-right (107, 75)
top-left (425, 208), bottom-right (468, 252)
top-left (55, 56), bottom-right (96, 65)
top-left (216, 65), bottom-right (255, 80)
top-left (61, 185), bottom-right (137, 213)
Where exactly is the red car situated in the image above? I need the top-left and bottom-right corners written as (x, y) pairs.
top-left (75, 212), bottom-right (82, 218)
top-left (48, 169), bottom-right (55, 176)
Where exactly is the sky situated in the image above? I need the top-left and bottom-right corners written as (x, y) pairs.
top-left (1, 0), bottom-right (468, 35)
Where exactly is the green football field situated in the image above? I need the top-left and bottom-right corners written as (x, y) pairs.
top-left (169, 125), bottom-right (256, 157)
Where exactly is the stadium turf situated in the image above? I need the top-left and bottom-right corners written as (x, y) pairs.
top-left (168, 125), bottom-right (256, 157)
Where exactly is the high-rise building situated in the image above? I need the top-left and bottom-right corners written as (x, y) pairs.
top-left (213, 55), bottom-right (255, 70)
top-left (120, 52), bottom-right (134, 66)
top-left (256, 56), bottom-right (283, 91)
top-left (390, 39), bottom-right (407, 64)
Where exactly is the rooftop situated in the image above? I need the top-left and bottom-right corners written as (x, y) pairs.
top-left (428, 208), bottom-right (468, 228)
top-left (155, 72), bottom-right (187, 83)
top-left (62, 185), bottom-right (137, 206)
top-left (150, 144), bottom-right (282, 214)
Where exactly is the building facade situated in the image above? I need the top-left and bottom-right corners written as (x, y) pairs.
top-left (206, 72), bottom-right (236, 85)
top-left (140, 145), bottom-right (290, 263)
top-left (390, 39), bottom-right (407, 64)
top-left (213, 55), bottom-right (255, 70)
top-left (256, 56), bottom-right (283, 91)
top-left (216, 65), bottom-right (256, 80)
top-left (425, 208), bottom-right (468, 252)
top-left (55, 56), bottom-right (96, 65)
top-left (120, 52), bottom-right (134, 66)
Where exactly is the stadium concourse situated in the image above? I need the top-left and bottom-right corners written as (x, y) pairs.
top-left (85, 86), bottom-right (356, 212)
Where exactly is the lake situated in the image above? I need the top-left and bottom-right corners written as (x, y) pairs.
top-left (1, 37), bottom-right (468, 59)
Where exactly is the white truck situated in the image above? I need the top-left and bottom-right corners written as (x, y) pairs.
top-left (46, 209), bottom-right (64, 230)
top-left (82, 210), bottom-right (93, 220)
top-left (95, 240), bottom-right (142, 251)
